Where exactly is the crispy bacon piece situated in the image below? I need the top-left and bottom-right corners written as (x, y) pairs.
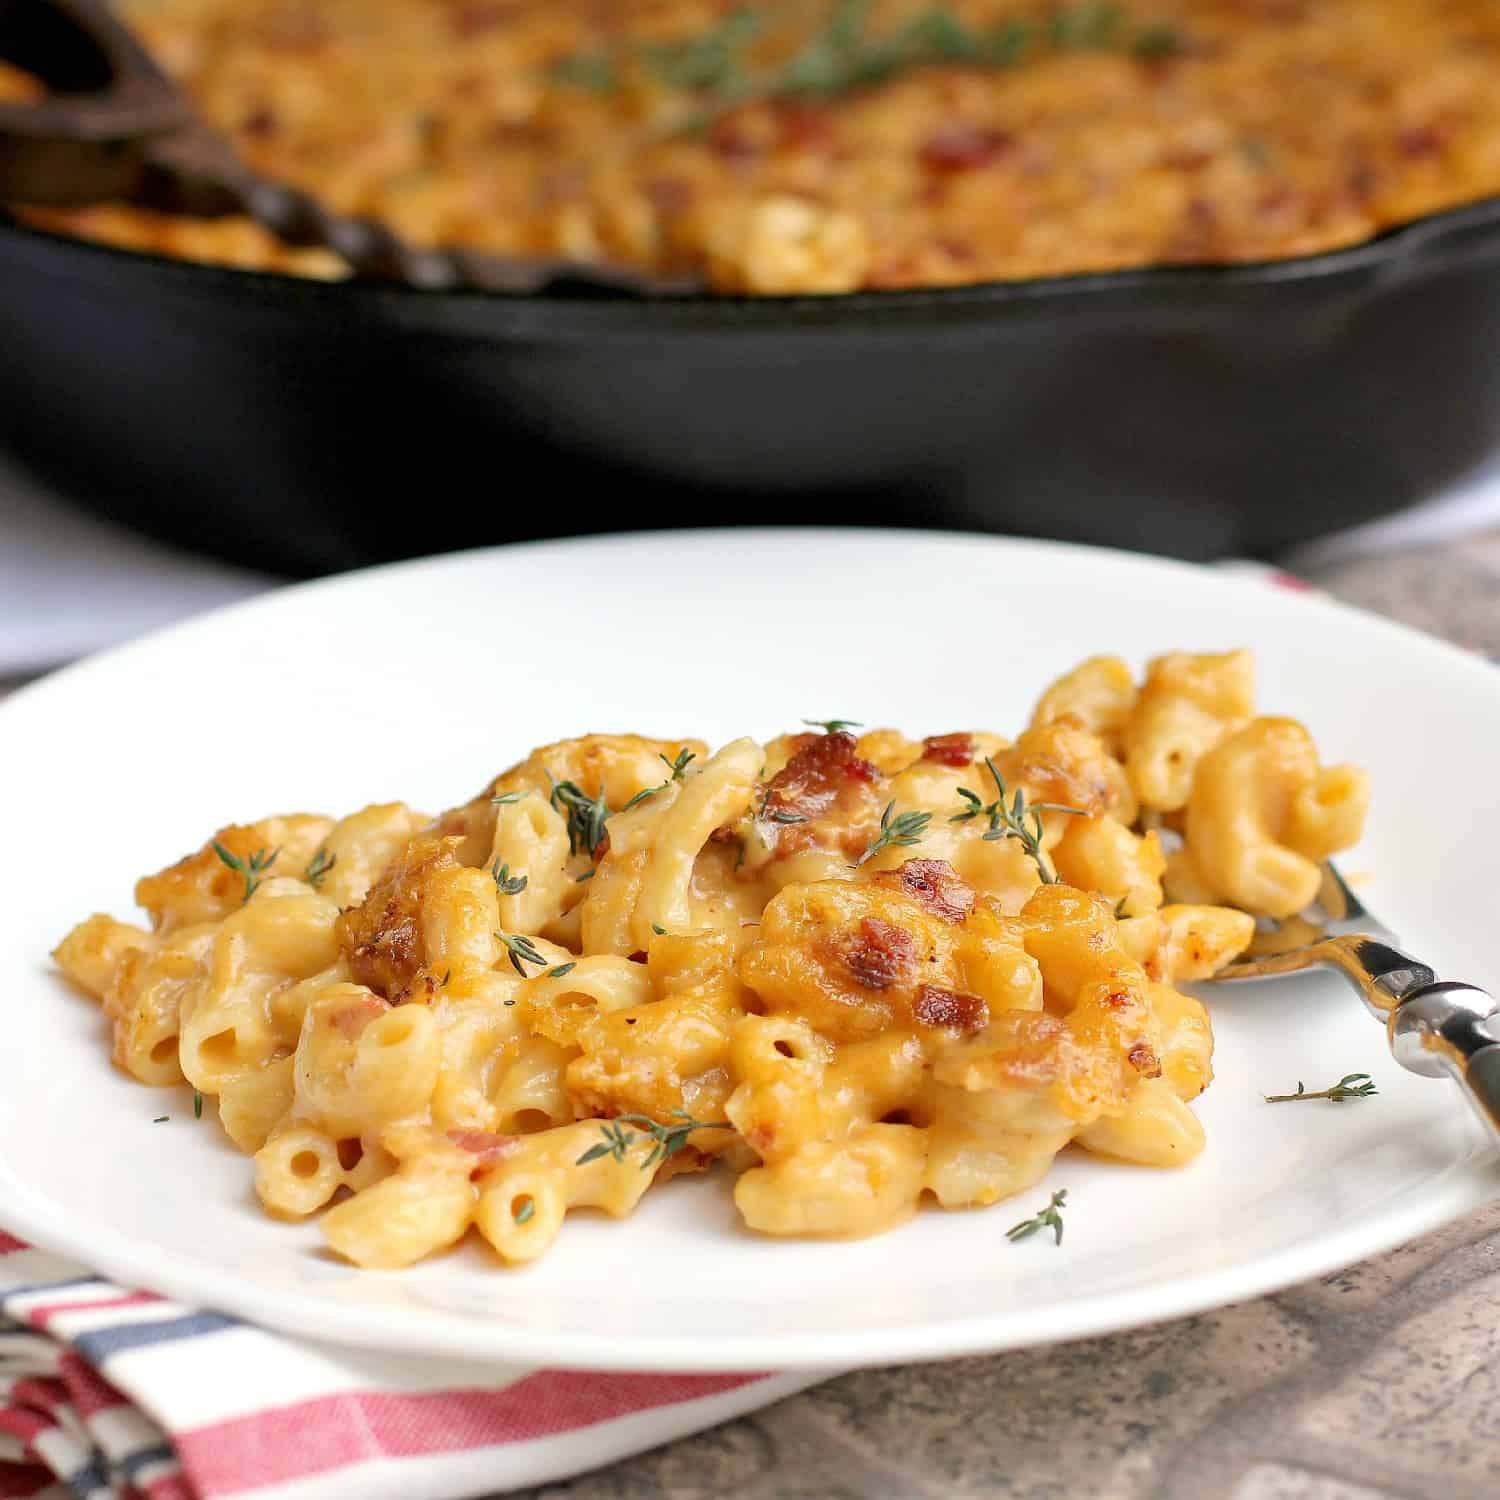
top-left (330, 994), bottom-right (388, 1038)
top-left (874, 859), bottom-right (975, 925)
top-left (921, 732), bottom-right (974, 767)
top-left (833, 917), bottom-right (919, 992)
top-left (1398, 125), bottom-right (1444, 158)
top-left (920, 126), bottom-right (1015, 173)
top-left (1127, 1042), bottom-right (1163, 1076)
top-left (764, 731), bottom-right (878, 822)
top-left (336, 835), bottom-right (459, 1000)
top-left (774, 101), bottom-right (835, 151)
top-left (451, 1), bottom-right (517, 37)
top-left (913, 984), bottom-right (989, 1034)
top-left (447, 1128), bottom-right (520, 1179)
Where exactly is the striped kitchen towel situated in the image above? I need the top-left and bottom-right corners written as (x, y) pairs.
top-left (0, 1234), bottom-right (822, 1500)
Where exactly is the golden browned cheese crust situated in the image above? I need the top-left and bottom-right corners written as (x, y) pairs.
top-left (5, 0), bottom-right (1500, 292)
top-left (336, 833), bottom-right (461, 999)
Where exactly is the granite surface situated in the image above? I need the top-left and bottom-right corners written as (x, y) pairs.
top-left (507, 530), bottom-right (1500, 1500)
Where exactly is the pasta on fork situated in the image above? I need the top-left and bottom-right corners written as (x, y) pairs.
top-left (54, 649), bottom-right (1369, 1269)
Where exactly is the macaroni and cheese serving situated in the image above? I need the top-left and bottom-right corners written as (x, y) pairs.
top-left (55, 649), bottom-right (1369, 1269)
top-left (6, 0), bottom-right (1500, 292)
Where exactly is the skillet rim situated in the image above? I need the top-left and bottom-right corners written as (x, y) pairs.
top-left (2, 188), bottom-right (1500, 334)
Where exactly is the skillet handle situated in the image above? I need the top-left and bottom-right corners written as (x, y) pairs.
top-left (0, 0), bottom-right (189, 204)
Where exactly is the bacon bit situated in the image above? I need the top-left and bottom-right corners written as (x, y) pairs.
top-left (628, 950), bottom-right (648, 964)
top-left (1160, 146), bottom-right (1214, 171)
top-left (645, 176), bottom-right (694, 216)
top-left (1128, 1042), bottom-right (1163, 1076)
top-left (775, 101), bottom-right (834, 151)
top-left (935, 237), bottom-right (976, 264)
top-left (336, 1138), bottom-right (364, 1172)
top-left (330, 997), bottom-right (387, 1038)
top-left (714, 128), bottom-right (760, 162)
top-left (913, 984), bottom-right (989, 1034)
top-left (1398, 125), bottom-right (1445, 158)
top-left (921, 732), bottom-right (974, 768)
top-left (764, 731), bottom-right (879, 823)
top-left (920, 126), bottom-right (1015, 173)
top-left (1102, 987), bottom-right (1135, 1011)
top-left (592, 829), bottom-right (611, 863)
top-left (874, 859), bottom-right (975, 925)
top-left (838, 917), bottom-right (918, 991)
top-left (451, 1), bottom-right (517, 37)
top-left (447, 1129), bottom-right (519, 1178)
top-left (708, 825), bottom-right (740, 845)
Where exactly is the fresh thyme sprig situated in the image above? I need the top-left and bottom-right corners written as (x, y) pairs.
top-left (212, 841), bottom-right (280, 903)
top-left (491, 860), bottom-right (529, 897)
top-left (193, 1091), bottom-right (204, 1120)
top-left (496, 930), bottom-right (549, 976)
top-left (951, 758), bottom-right (1083, 882)
top-left (661, 748), bottom-right (697, 780)
top-left (491, 791), bottom-right (522, 806)
top-left (551, 1), bottom-right (1185, 125)
top-left (304, 847), bottom-right (336, 890)
top-left (803, 718), bottom-right (863, 734)
top-left (856, 800), bottom-right (931, 866)
top-left (1265, 1073), bottom-right (1379, 1104)
top-left (1006, 1188), bottom-right (1068, 1245)
top-left (547, 771), bottom-right (669, 857)
top-left (547, 773), bottom-right (613, 858)
top-left (546, 962), bottom-right (577, 978)
top-left (576, 1109), bottom-right (734, 1171)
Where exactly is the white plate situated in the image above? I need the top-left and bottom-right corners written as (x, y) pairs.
top-left (2, 530), bottom-right (1496, 1372)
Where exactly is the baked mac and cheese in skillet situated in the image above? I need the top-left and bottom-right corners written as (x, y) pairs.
top-left (55, 648), bottom-right (1368, 1269)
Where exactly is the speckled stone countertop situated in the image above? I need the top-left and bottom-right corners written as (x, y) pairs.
top-left (509, 532), bottom-right (1500, 1500)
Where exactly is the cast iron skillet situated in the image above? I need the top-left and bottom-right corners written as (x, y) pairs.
top-left (2, 0), bottom-right (1500, 573)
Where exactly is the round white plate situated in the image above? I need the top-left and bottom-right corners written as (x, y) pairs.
top-left (2, 530), bottom-right (1496, 1372)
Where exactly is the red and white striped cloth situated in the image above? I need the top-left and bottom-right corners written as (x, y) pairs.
top-left (0, 1233), bottom-right (823, 1500)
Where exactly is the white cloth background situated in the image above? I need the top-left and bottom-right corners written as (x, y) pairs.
top-left (5, 447), bottom-right (1500, 679)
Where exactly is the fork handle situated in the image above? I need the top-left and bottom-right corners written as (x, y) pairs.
top-left (1391, 981), bottom-right (1500, 1141)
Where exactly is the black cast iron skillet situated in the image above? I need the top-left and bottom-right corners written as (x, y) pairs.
top-left (2, 0), bottom-right (1500, 574)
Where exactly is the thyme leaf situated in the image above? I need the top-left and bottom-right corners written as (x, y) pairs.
top-left (575, 1110), bottom-right (734, 1171)
top-left (212, 841), bottom-right (279, 903)
top-left (1006, 1188), bottom-right (1067, 1245)
top-left (856, 800), bottom-right (931, 866)
top-left (1265, 1073), bottom-right (1378, 1104)
top-left (305, 847), bottom-right (336, 890)
top-left (951, 757), bottom-right (1083, 882)
top-left (495, 930), bottom-right (549, 976)
top-left (491, 860), bottom-right (529, 897)
top-left (550, 1), bottom-right (1186, 130)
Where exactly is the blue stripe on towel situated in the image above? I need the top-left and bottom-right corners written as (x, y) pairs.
top-left (73, 1311), bottom-right (238, 1364)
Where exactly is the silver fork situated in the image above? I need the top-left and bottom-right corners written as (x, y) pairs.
top-left (1210, 864), bottom-right (1500, 1144)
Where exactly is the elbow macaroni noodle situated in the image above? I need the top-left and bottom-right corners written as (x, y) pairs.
top-left (54, 651), bottom-right (1368, 1269)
